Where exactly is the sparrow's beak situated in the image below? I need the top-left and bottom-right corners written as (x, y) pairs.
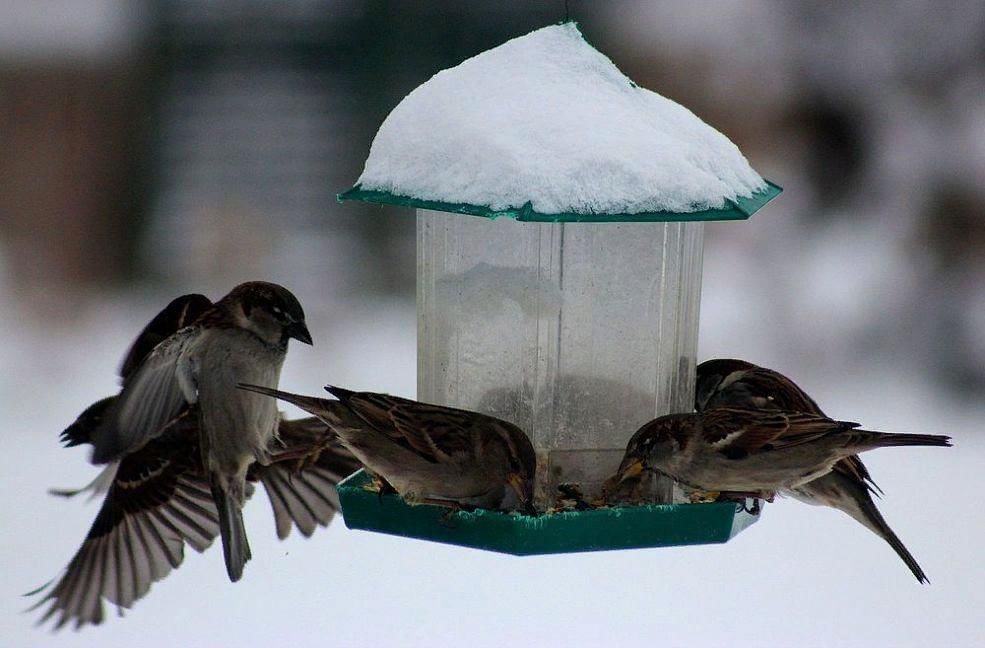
top-left (507, 472), bottom-right (536, 516)
top-left (615, 457), bottom-right (645, 484)
top-left (286, 321), bottom-right (313, 345)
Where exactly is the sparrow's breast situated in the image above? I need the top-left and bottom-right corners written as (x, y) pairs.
top-left (194, 329), bottom-right (287, 470)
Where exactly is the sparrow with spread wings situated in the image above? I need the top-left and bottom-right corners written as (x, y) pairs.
top-left (33, 289), bottom-right (362, 629)
top-left (88, 281), bottom-right (315, 583)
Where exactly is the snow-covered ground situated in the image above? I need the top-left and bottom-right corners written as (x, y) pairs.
top-left (2, 276), bottom-right (981, 648)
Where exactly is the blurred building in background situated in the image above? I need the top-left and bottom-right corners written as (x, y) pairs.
top-left (1, 0), bottom-right (983, 390)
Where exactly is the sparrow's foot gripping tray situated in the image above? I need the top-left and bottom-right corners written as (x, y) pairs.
top-left (336, 470), bottom-right (760, 555)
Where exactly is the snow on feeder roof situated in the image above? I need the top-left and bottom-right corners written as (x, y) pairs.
top-left (340, 22), bottom-right (780, 221)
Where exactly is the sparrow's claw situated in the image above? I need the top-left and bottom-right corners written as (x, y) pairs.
top-left (437, 507), bottom-right (461, 527)
top-left (739, 499), bottom-right (763, 515)
top-left (269, 436), bottom-right (333, 474)
top-left (372, 476), bottom-right (398, 503)
top-left (270, 445), bottom-right (317, 466)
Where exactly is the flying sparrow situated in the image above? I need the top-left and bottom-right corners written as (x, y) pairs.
top-left (696, 358), bottom-right (931, 583)
top-left (237, 385), bottom-right (537, 515)
top-left (35, 408), bottom-right (360, 629)
top-left (48, 294), bottom-right (213, 501)
top-left (613, 407), bottom-right (950, 504)
top-left (90, 282), bottom-right (313, 582)
top-left (33, 290), bottom-right (361, 628)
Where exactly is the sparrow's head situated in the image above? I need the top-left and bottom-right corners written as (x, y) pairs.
top-left (695, 358), bottom-right (756, 412)
top-left (614, 413), bottom-right (693, 482)
top-left (227, 281), bottom-right (313, 347)
top-left (497, 422), bottom-right (537, 515)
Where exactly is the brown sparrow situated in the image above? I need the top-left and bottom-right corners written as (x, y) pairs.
top-left (34, 290), bottom-right (360, 628)
top-left (696, 358), bottom-right (931, 583)
top-left (614, 407), bottom-right (950, 504)
top-left (90, 282), bottom-right (313, 582)
top-left (237, 385), bottom-right (537, 514)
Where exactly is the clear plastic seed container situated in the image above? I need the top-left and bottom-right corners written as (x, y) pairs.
top-left (417, 209), bottom-right (704, 507)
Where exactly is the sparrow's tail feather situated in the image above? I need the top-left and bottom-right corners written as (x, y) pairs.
top-left (237, 383), bottom-right (361, 430)
top-left (237, 384), bottom-right (330, 415)
top-left (210, 477), bottom-right (251, 582)
top-left (855, 432), bottom-right (952, 451)
top-left (324, 385), bottom-right (355, 402)
top-left (848, 490), bottom-right (929, 584)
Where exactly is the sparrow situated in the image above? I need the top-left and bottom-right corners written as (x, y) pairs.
top-left (34, 409), bottom-right (360, 629)
top-left (613, 407), bottom-right (950, 505)
top-left (90, 281), bottom-right (313, 582)
top-left (696, 358), bottom-right (930, 583)
top-left (33, 290), bottom-right (361, 628)
top-left (49, 294), bottom-right (213, 500)
top-left (237, 384), bottom-right (537, 515)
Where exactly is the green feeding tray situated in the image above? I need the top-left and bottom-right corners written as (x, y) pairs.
top-left (338, 180), bottom-right (781, 223)
top-left (337, 471), bottom-right (761, 555)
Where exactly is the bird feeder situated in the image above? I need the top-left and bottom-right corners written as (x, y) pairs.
top-left (336, 23), bottom-right (780, 554)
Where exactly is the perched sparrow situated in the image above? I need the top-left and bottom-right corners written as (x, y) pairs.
top-left (33, 291), bottom-right (361, 628)
top-left (696, 359), bottom-right (930, 583)
top-left (614, 407), bottom-right (950, 502)
top-left (238, 385), bottom-right (537, 514)
top-left (90, 282), bottom-right (313, 582)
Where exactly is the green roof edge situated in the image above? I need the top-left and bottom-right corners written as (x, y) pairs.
top-left (337, 180), bottom-right (782, 223)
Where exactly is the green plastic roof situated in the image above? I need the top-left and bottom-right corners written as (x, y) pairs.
top-left (338, 180), bottom-right (781, 223)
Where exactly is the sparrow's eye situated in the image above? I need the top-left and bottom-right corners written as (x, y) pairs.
top-left (272, 305), bottom-right (283, 316)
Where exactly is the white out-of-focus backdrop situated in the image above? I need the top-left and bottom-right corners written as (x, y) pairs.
top-left (2, 2), bottom-right (983, 647)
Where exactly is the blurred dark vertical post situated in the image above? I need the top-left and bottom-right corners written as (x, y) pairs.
top-left (0, 4), bottom-right (153, 290)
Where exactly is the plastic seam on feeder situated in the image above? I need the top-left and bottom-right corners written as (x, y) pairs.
top-left (336, 470), bottom-right (761, 555)
top-left (337, 181), bottom-right (782, 223)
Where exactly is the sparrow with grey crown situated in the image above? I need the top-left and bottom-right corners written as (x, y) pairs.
top-left (91, 281), bottom-right (312, 582)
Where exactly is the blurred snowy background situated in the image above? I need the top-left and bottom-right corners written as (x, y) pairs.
top-left (1, 1), bottom-right (983, 646)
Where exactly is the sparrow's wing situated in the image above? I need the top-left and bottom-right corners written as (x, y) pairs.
top-left (698, 361), bottom-right (824, 415)
top-left (32, 427), bottom-right (219, 630)
top-left (738, 371), bottom-right (881, 492)
top-left (329, 388), bottom-right (474, 462)
top-left (698, 362), bottom-right (881, 493)
top-left (388, 402), bottom-right (479, 461)
top-left (727, 367), bottom-right (825, 415)
top-left (831, 454), bottom-right (881, 495)
top-left (251, 417), bottom-right (361, 539)
top-left (119, 294), bottom-right (212, 382)
top-left (91, 329), bottom-right (199, 464)
top-left (703, 408), bottom-right (859, 455)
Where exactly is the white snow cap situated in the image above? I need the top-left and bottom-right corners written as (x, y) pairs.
top-left (356, 23), bottom-right (767, 216)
